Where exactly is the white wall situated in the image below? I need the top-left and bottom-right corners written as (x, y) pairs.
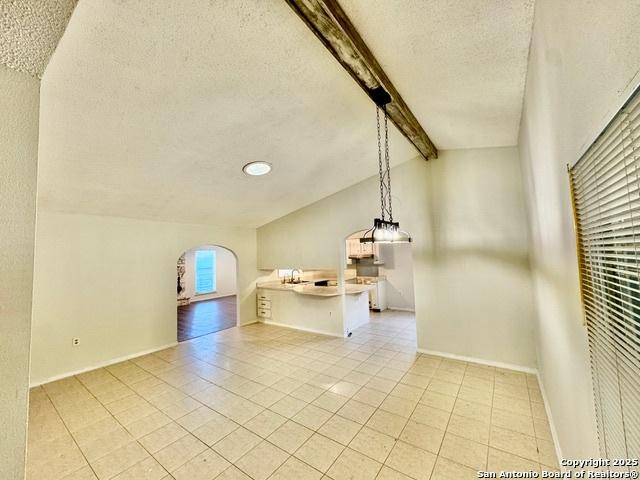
top-left (380, 243), bottom-right (415, 311)
top-left (0, 65), bottom-right (40, 480)
top-left (258, 147), bottom-right (537, 369)
top-left (180, 246), bottom-right (237, 302)
top-left (30, 211), bottom-right (257, 385)
top-left (517, 0), bottom-right (640, 459)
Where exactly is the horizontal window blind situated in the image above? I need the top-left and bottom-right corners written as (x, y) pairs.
top-left (195, 250), bottom-right (216, 295)
top-left (569, 87), bottom-right (640, 460)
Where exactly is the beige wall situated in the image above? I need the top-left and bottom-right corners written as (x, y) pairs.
top-left (180, 246), bottom-right (237, 302)
top-left (30, 211), bottom-right (257, 385)
top-left (380, 243), bottom-right (415, 311)
top-left (258, 147), bottom-right (537, 369)
top-left (0, 65), bottom-right (41, 480)
top-left (518, 0), bottom-right (640, 459)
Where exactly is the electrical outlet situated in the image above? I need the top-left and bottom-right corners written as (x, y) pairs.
top-left (72, 337), bottom-right (80, 347)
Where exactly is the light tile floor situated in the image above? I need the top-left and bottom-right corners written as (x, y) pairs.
top-left (27, 311), bottom-right (559, 480)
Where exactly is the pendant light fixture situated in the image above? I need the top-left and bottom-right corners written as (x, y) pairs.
top-left (361, 88), bottom-right (412, 244)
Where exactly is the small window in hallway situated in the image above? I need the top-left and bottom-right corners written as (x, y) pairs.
top-left (195, 250), bottom-right (216, 294)
top-left (569, 85), bottom-right (640, 459)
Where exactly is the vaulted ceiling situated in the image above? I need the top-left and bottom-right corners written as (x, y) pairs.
top-left (38, 0), bottom-right (535, 227)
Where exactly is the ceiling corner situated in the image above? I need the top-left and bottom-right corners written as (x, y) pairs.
top-left (0, 0), bottom-right (79, 79)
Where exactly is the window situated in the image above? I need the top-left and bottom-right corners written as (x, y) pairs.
top-left (277, 269), bottom-right (294, 278)
top-left (569, 86), bottom-right (640, 459)
top-left (195, 250), bottom-right (216, 295)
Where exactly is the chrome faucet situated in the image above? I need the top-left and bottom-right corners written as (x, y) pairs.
top-left (291, 269), bottom-right (302, 283)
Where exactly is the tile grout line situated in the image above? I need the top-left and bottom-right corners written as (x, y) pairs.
top-left (184, 321), bottom-right (445, 478)
top-left (219, 333), bottom-right (397, 479)
top-left (489, 373), bottom-right (549, 471)
top-left (73, 368), bottom-right (173, 480)
top-left (289, 333), bottom-right (413, 479)
top-left (39, 386), bottom-right (104, 480)
top-left (71, 344), bottom-right (289, 478)
top-left (486, 367), bottom-right (496, 476)
top-left (249, 324), bottom-right (419, 478)
top-left (266, 343), bottom-right (397, 478)
top-left (107, 326), bottom-right (370, 479)
top-left (323, 337), bottom-right (462, 478)
top-left (31, 313), bottom-right (558, 480)
top-left (30, 315), bottom-right (416, 479)
top-left (422, 358), bottom-right (466, 480)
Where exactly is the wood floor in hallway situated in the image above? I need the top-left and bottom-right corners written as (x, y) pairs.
top-left (177, 295), bottom-right (237, 342)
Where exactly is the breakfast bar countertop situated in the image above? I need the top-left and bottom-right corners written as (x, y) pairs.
top-left (292, 283), bottom-right (372, 297)
top-left (256, 281), bottom-right (371, 296)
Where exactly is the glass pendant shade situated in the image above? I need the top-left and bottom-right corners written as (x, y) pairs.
top-left (360, 219), bottom-right (412, 244)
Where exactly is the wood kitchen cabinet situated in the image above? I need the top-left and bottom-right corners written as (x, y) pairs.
top-left (346, 239), bottom-right (384, 264)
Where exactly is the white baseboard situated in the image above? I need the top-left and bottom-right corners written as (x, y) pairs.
top-left (417, 348), bottom-right (537, 374)
top-left (260, 319), bottom-right (343, 338)
top-left (29, 341), bottom-right (179, 387)
top-left (387, 307), bottom-right (416, 312)
top-left (417, 348), bottom-right (563, 466)
top-left (536, 371), bottom-right (564, 469)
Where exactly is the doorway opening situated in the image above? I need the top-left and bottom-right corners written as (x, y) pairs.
top-left (344, 230), bottom-right (417, 342)
top-left (177, 245), bottom-right (238, 342)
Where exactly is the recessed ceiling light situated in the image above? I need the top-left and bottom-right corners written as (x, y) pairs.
top-left (243, 161), bottom-right (272, 176)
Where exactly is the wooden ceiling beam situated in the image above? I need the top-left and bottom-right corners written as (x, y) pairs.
top-left (285, 0), bottom-right (438, 160)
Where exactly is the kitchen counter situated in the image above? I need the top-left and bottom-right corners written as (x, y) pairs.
top-left (255, 281), bottom-right (301, 291)
top-left (257, 281), bottom-right (371, 297)
top-left (292, 284), bottom-right (372, 297)
top-left (345, 275), bottom-right (387, 285)
top-left (256, 281), bottom-right (370, 337)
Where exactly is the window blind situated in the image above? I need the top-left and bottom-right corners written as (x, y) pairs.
top-left (195, 250), bottom-right (216, 294)
top-left (569, 87), bottom-right (640, 460)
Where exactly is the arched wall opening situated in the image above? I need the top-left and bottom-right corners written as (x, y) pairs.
top-left (176, 244), bottom-right (240, 342)
top-left (342, 229), bottom-right (417, 341)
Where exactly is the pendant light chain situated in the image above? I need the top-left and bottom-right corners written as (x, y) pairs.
top-left (383, 105), bottom-right (393, 222)
top-left (360, 93), bottom-right (411, 244)
top-left (376, 107), bottom-right (387, 221)
top-left (376, 105), bottom-right (394, 222)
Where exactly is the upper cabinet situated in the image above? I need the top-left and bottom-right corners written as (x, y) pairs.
top-left (346, 238), bottom-right (384, 265)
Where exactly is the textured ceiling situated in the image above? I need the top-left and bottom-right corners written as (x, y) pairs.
top-left (341, 0), bottom-right (535, 149)
top-left (38, 0), bottom-right (417, 228)
top-left (38, 0), bottom-right (534, 228)
top-left (0, 0), bottom-right (78, 78)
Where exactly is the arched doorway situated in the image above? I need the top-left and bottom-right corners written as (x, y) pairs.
top-left (344, 230), bottom-right (417, 341)
top-left (176, 244), bottom-right (239, 342)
